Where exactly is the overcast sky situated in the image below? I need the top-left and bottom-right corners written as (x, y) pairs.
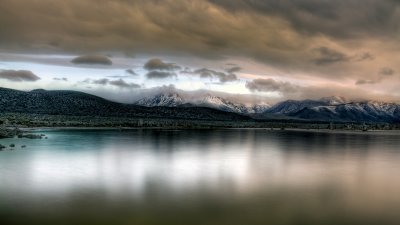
top-left (0, 0), bottom-right (400, 104)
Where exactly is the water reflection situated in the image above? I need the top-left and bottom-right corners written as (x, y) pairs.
top-left (1, 129), bottom-right (400, 224)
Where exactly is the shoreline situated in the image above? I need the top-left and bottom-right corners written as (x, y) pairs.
top-left (19, 126), bottom-right (400, 133)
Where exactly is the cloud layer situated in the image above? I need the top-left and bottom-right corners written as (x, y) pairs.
top-left (0, 70), bottom-right (41, 82)
top-left (144, 58), bottom-right (181, 71)
top-left (71, 55), bottom-right (112, 65)
top-left (83, 78), bottom-right (140, 89)
top-left (246, 78), bottom-right (299, 93)
top-left (1, 0), bottom-right (400, 101)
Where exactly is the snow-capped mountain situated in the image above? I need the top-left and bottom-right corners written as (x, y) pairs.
top-left (265, 99), bottom-right (327, 114)
top-left (249, 103), bottom-right (271, 114)
top-left (290, 101), bottom-right (400, 122)
top-left (134, 93), bottom-right (184, 107)
top-left (135, 93), bottom-right (270, 114)
top-left (264, 98), bottom-right (400, 122)
top-left (197, 95), bottom-right (250, 114)
top-left (135, 93), bottom-right (400, 122)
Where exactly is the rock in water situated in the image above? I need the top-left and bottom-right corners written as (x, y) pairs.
top-left (21, 134), bottom-right (42, 139)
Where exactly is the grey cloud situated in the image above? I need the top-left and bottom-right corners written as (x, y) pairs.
top-left (225, 63), bottom-right (238, 66)
top-left (53, 77), bottom-right (68, 81)
top-left (192, 68), bottom-right (238, 83)
top-left (0, 0), bottom-right (399, 90)
top-left (146, 71), bottom-right (176, 79)
top-left (144, 58), bottom-right (181, 71)
top-left (312, 47), bottom-right (349, 65)
top-left (225, 66), bottom-right (242, 74)
top-left (355, 79), bottom-right (377, 85)
top-left (220, 74), bottom-right (237, 83)
top-left (71, 55), bottom-right (112, 65)
top-left (181, 67), bottom-right (193, 74)
top-left (109, 79), bottom-right (140, 88)
top-left (380, 67), bottom-right (395, 76)
top-left (83, 78), bottom-right (140, 89)
top-left (209, 0), bottom-right (400, 40)
top-left (0, 70), bottom-right (40, 82)
top-left (355, 67), bottom-right (395, 85)
top-left (246, 78), bottom-right (299, 93)
top-left (126, 69), bottom-right (137, 76)
top-left (354, 52), bottom-right (375, 62)
top-left (92, 78), bottom-right (109, 85)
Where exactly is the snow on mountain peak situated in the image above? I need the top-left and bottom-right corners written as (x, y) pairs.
top-left (135, 92), bottom-right (271, 114)
top-left (135, 92), bottom-right (184, 107)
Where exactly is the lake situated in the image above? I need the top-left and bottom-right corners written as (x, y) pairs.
top-left (1, 129), bottom-right (400, 225)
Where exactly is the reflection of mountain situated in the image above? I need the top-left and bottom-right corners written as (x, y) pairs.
top-left (135, 93), bottom-right (271, 114)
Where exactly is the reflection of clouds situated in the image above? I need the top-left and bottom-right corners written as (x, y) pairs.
top-left (1, 130), bottom-right (400, 201)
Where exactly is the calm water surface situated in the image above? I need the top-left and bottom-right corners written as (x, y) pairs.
top-left (1, 129), bottom-right (400, 225)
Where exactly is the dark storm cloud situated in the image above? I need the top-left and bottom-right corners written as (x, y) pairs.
top-left (1, 0), bottom-right (400, 96)
top-left (71, 55), bottom-right (112, 65)
top-left (144, 58), bottom-right (181, 71)
top-left (209, 0), bottom-right (400, 39)
top-left (0, 0), bottom-right (398, 71)
top-left (190, 68), bottom-right (238, 83)
top-left (312, 47), bottom-right (349, 65)
top-left (3, 0), bottom-right (395, 64)
top-left (246, 78), bottom-right (299, 93)
top-left (0, 70), bottom-right (41, 82)
top-left (146, 71), bottom-right (176, 79)
top-left (83, 78), bottom-right (140, 89)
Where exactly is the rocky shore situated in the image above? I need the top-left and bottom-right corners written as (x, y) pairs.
top-left (0, 126), bottom-right (48, 151)
top-left (0, 126), bottom-right (22, 138)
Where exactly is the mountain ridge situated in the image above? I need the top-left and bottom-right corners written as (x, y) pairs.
top-left (1, 87), bottom-right (400, 123)
top-left (134, 92), bottom-right (271, 114)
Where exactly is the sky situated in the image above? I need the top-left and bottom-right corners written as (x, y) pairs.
top-left (0, 0), bottom-right (400, 104)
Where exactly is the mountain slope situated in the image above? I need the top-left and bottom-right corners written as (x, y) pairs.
top-left (0, 87), bottom-right (250, 121)
top-left (265, 100), bottom-right (327, 114)
top-left (290, 101), bottom-right (400, 122)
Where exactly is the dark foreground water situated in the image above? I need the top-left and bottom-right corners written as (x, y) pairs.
top-left (1, 129), bottom-right (400, 225)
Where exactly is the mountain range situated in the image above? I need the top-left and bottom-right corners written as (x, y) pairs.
top-left (135, 92), bottom-right (400, 123)
top-left (263, 97), bottom-right (400, 122)
top-left (1, 87), bottom-right (399, 123)
top-left (134, 93), bottom-right (271, 114)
